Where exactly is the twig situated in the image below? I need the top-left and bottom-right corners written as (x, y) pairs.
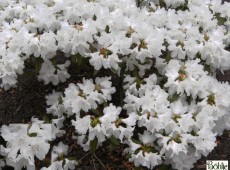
top-left (136, 0), bottom-right (144, 7)
top-left (93, 154), bottom-right (106, 169)
top-left (91, 155), bottom-right (97, 170)
top-left (78, 152), bottom-right (90, 162)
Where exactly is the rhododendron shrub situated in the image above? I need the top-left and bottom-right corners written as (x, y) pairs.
top-left (1, 0), bottom-right (230, 169)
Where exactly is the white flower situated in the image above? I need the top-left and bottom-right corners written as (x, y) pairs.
top-left (63, 77), bottom-right (116, 115)
top-left (46, 90), bottom-right (64, 117)
top-left (95, 76), bottom-right (116, 102)
top-left (40, 161), bottom-right (63, 170)
top-left (188, 127), bottom-right (217, 156)
top-left (124, 131), bottom-right (162, 169)
top-left (39, 31), bottom-right (58, 59)
top-left (38, 60), bottom-right (70, 86)
top-left (63, 159), bottom-right (78, 170)
top-left (51, 142), bottom-right (69, 162)
top-left (0, 159), bottom-right (5, 168)
top-left (62, 83), bottom-right (92, 115)
top-left (157, 131), bottom-right (188, 158)
top-left (170, 147), bottom-right (200, 170)
top-left (130, 151), bottom-right (162, 169)
top-left (72, 115), bottom-right (91, 135)
top-left (164, 59), bottom-right (208, 98)
top-left (100, 104), bottom-right (121, 129)
top-left (89, 52), bottom-right (121, 71)
top-left (100, 104), bottom-right (137, 141)
top-left (0, 122), bottom-right (51, 169)
top-left (0, 49), bottom-right (24, 90)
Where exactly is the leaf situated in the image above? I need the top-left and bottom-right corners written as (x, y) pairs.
top-left (136, 0), bottom-right (144, 7)
top-left (133, 148), bottom-right (141, 155)
top-left (58, 96), bottom-right (63, 104)
top-left (28, 132), bottom-right (37, 137)
top-left (109, 143), bottom-right (116, 152)
top-left (23, 69), bottom-right (34, 78)
top-left (134, 166), bottom-right (142, 170)
top-left (93, 14), bottom-right (97, 21)
top-left (186, 95), bottom-right (193, 105)
top-left (111, 68), bottom-right (118, 75)
top-left (71, 53), bottom-right (82, 64)
top-left (105, 25), bottom-right (110, 33)
top-left (108, 136), bottom-right (120, 146)
top-left (125, 153), bottom-right (132, 159)
top-left (119, 61), bottom-right (126, 77)
top-left (131, 138), bottom-right (141, 145)
top-left (34, 57), bottom-right (44, 73)
top-left (43, 115), bottom-right (50, 123)
top-left (103, 101), bottom-right (108, 107)
top-left (218, 17), bottom-right (227, 26)
top-left (204, 64), bottom-right (211, 74)
top-left (76, 53), bottom-right (83, 65)
top-left (168, 93), bottom-right (180, 103)
top-left (90, 109), bottom-right (101, 116)
top-left (159, 164), bottom-right (172, 170)
top-left (71, 54), bottom-right (78, 64)
top-left (93, 69), bottom-right (100, 76)
top-left (89, 138), bottom-right (98, 153)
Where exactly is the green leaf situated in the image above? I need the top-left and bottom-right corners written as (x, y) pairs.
top-left (134, 166), bottom-right (142, 170)
top-left (34, 57), bottom-right (43, 73)
top-left (109, 142), bottom-right (116, 152)
top-left (125, 153), bottom-right (132, 159)
top-left (28, 132), bottom-right (37, 137)
top-left (133, 148), bottom-right (141, 155)
top-left (76, 53), bottom-right (83, 65)
top-left (43, 115), bottom-right (50, 123)
top-left (90, 109), bottom-right (101, 116)
top-left (204, 64), bottom-right (211, 74)
top-left (23, 69), bottom-right (34, 78)
top-left (89, 138), bottom-right (98, 153)
top-left (105, 25), bottom-right (110, 33)
top-left (159, 0), bottom-right (166, 8)
top-left (103, 101), bottom-right (108, 107)
top-left (131, 138), bottom-right (141, 145)
top-left (71, 54), bottom-right (77, 64)
top-left (159, 164), bottom-right (172, 170)
top-left (119, 61), bottom-right (126, 77)
top-left (58, 96), bottom-right (63, 104)
top-left (186, 95), bottom-right (193, 105)
top-left (71, 53), bottom-right (82, 64)
top-left (218, 17), bottom-right (227, 26)
top-left (168, 93), bottom-right (180, 103)
top-left (136, 0), bottom-right (144, 7)
top-left (93, 69), bottom-right (100, 76)
top-left (93, 14), bottom-right (97, 21)
top-left (111, 68), bottom-right (118, 74)
top-left (108, 136), bottom-right (120, 146)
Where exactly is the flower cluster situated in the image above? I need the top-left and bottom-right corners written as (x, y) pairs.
top-left (0, 118), bottom-right (60, 169)
top-left (1, 0), bottom-right (230, 169)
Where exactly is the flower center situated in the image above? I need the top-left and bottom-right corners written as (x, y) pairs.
top-left (99, 48), bottom-right (112, 58)
top-left (91, 117), bottom-right (101, 128)
top-left (207, 93), bottom-right (215, 106)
